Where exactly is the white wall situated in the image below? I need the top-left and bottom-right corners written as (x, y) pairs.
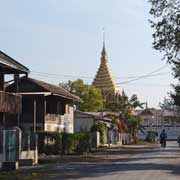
top-left (45, 106), bottom-right (74, 133)
top-left (139, 126), bottom-right (180, 140)
top-left (74, 113), bottom-right (94, 132)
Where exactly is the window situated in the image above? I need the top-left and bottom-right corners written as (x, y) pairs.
top-left (144, 119), bottom-right (149, 126)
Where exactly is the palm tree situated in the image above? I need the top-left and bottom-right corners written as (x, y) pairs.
top-left (105, 92), bottom-right (144, 143)
top-left (129, 94), bottom-right (144, 109)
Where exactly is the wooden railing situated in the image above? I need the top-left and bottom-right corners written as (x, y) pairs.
top-left (0, 91), bottom-right (21, 113)
top-left (45, 114), bottom-right (62, 124)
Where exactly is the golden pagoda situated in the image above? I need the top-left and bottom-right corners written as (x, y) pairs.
top-left (93, 42), bottom-right (120, 103)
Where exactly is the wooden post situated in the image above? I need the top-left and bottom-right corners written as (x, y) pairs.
top-left (34, 100), bottom-right (37, 132)
top-left (0, 70), bottom-right (5, 126)
top-left (57, 101), bottom-right (59, 114)
top-left (14, 74), bottom-right (20, 92)
top-left (44, 99), bottom-right (46, 127)
top-left (0, 73), bottom-right (4, 91)
top-left (17, 111), bottom-right (20, 127)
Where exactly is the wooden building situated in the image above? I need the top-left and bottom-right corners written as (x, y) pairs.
top-left (0, 51), bottom-right (29, 127)
top-left (0, 51), bottom-right (39, 170)
top-left (7, 77), bottom-right (81, 133)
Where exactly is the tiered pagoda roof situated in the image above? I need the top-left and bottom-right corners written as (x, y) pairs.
top-left (93, 43), bottom-right (119, 101)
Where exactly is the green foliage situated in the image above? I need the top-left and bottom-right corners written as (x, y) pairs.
top-left (61, 133), bottom-right (75, 154)
top-left (149, 0), bottom-right (180, 63)
top-left (97, 123), bottom-right (106, 144)
top-left (159, 96), bottom-right (180, 112)
top-left (106, 92), bottom-right (144, 115)
top-left (62, 132), bottom-right (92, 154)
top-left (104, 91), bottom-right (144, 143)
top-left (91, 123), bottom-right (106, 144)
top-left (126, 115), bottom-right (143, 143)
top-left (146, 131), bottom-right (157, 142)
top-left (59, 79), bottom-right (104, 112)
top-left (149, 0), bottom-right (180, 107)
top-left (127, 115), bottom-right (142, 130)
top-left (37, 131), bottom-right (92, 155)
top-left (76, 133), bottom-right (92, 153)
top-left (38, 131), bottom-right (62, 154)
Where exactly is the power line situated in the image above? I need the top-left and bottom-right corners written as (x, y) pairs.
top-left (31, 71), bottom-right (92, 79)
top-left (121, 83), bottom-right (171, 87)
top-left (118, 72), bottom-right (171, 84)
top-left (31, 64), bottom-right (170, 82)
top-left (116, 72), bottom-right (170, 79)
top-left (117, 64), bottom-right (170, 84)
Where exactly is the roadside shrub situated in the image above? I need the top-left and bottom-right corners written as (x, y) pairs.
top-left (37, 131), bottom-right (62, 155)
top-left (145, 131), bottom-right (157, 142)
top-left (61, 133), bottom-right (76, 154)
top-left (37, 131), bottom-right (92, 155)
top-left (76, 132), bottom-right (92, 153)
top-left (62, 132), bottom-right (92, 154)
top-left (91, 123), bottom-right (106, 144)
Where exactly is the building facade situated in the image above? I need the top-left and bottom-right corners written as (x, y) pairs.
top-left (135, 108), bottom-right (180, 140)
top-left (0, 51), bottom-right (29, 127)
top-left (0, 51), bottom-right (38, 169)
top-left (6, 77), bottom-right (81, 133)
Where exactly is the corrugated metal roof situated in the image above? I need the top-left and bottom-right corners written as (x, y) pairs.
top-left (75, 111), bottom-right (112, 122)
top-left (0, 51), bottom-right (29, 74)
top-left (7, 77), bottom-right (81, 102)
top-left (27, 78), bottom-right (81, 101)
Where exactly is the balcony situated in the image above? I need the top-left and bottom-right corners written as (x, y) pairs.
top-left (45, 114), bottom-right (62, 124)
top-left (0, 91), bottom-right (21, 113)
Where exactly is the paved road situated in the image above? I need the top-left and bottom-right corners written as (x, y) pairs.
top-left (49, 141), bottom-right (180, 180)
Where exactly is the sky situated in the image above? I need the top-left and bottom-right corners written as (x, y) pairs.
top-left (0, 0), bottom-right (177, 108)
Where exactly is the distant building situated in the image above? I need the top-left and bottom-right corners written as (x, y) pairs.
top-left (74, 111), bottom-right (112, 133)
top-left (74, 111), bottom-right (132, 146)
top-left (92, 42), bottom-right (120, 104)
top-left (135, 108), bottom-right (180, 140)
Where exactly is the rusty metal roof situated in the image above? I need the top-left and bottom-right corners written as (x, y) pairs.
top-left (7, 77), bottom-right (81, 102)
top-left (28, 78), bottom-right (81, 101)
top-left (0, 51), bottom-right (29, 74)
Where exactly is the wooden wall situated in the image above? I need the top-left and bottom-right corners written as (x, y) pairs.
top-left (0, 91), bottom-right (21, 113)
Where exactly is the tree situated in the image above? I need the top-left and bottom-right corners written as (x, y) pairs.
top-left (105, 92), bottom-right (144, 143)
top-left (106, 92), bottom-right (144, 115)
top-left (149, 0), bottom-right (180, 106)
top-left (159, 96), bottom-right (176, 111)
top-left (126, 115), bottom-right (143, 143)
top-left (149, 0), bottom-right (180, 63)
top-left (59, 79), bottom-right (104, 112)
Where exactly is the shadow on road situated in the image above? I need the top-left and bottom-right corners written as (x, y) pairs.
top-left (28, 161), bottom-right (180, 180)
top-left (18, 144), bottom-right (180, 180)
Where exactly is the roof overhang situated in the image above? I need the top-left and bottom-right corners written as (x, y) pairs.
top-left (17, 92), bottom-right (82, 102)
top-left (17, 92), bottom-right (51, 96)
top-left (0, 51), bottom-right (30, 74)
top-left (75, 111), bottom-right (112, 123)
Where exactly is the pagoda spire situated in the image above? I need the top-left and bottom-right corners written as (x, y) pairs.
top-left (101, 31), bottom-right (107, 63)
top-left (92, 34), bottom-right (120, 104)
top-left (101, 41), bottom-right (107, 57)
